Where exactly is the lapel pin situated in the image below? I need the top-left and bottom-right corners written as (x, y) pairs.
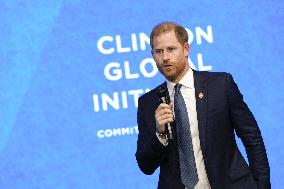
top-left (198, 92), bottom-right (204, 99)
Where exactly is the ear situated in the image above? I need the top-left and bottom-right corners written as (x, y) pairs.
top-left (184, 42), bottom-right (190, 57)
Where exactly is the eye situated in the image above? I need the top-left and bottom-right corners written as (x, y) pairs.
top-left (167, 47), bottom-right (175, 52)
top-left (154, 49), bottom-right (163, 54)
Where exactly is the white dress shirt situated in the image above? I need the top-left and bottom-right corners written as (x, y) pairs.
top-left (157, 69), bottom-right (211, 189)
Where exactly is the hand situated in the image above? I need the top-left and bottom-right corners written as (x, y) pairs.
top-left (155, 102), bottom-right (174, 134)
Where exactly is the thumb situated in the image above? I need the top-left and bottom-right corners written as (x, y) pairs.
top-left (169, 102), bottom-right (173, 109)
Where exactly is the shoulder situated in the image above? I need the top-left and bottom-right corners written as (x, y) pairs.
top-left (193, 70), bottom-right (234, 84)
top-left (139, 82), bottom-right (165, 102)
top-left (194, 70), bottom-right (231, 79)
top-left (137, 83), bottom-right (166, 113)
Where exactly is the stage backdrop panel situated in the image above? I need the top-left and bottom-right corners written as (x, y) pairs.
top-left (0, 0), bottom-right (283, 188)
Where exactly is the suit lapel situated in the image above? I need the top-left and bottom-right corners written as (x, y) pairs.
top-left (193, 70), bottom-right (208, 154)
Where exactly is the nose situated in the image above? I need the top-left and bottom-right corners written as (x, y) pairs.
top-left (162, 51), bottom-right (170, 62)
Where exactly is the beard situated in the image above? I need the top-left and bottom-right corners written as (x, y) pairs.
top-left (157, 60), bottom-right (188, 83)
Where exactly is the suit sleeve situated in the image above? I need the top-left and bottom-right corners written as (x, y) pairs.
top-left (226, 73), bottom-right (271, 189)
top-left (135, 96), bottom-right (167, 175)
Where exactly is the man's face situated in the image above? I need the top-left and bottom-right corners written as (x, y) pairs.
top-left (152, 30), bottom-right (189, 83)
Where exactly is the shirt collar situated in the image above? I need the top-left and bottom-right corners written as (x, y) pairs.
top-left (166, 68), bottom-right (194, 97)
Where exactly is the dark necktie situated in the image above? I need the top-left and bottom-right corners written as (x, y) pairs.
top-left (174, 84), bottom-right (199, 189)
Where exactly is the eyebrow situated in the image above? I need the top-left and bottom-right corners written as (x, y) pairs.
top-left (154, 45), bottom-right (177, 50)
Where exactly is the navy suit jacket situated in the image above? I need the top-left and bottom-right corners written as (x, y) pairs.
top-left (135, 71), bottom-right (270, 189)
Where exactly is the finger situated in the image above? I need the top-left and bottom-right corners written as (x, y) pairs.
top-left (157, 107), bottom-right (173, 116)
top-left (160, 113), bottom-right (174, 120)
top-left (158, 117), bottom-right (174, 126)
top-left (156, 103), bottom-right (172, 113)
top-left (156, 113), bottom-right (174, 125)
top-left (157, 112), bottom-right (173, 121)
top-left (157, 103), bottom-right (171, 111)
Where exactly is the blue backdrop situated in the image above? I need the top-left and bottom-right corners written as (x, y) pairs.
top-left (0, 0), bottom-right (283, 188)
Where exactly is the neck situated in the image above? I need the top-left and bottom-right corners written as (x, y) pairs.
top-left (172, 64), bottom-right (190, 83)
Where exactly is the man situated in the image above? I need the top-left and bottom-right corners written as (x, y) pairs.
top-left (135, 22), bottom-right (270, 189)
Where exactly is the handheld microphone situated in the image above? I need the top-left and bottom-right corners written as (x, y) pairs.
top-left (157, 86), bottom-right (174, 140)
